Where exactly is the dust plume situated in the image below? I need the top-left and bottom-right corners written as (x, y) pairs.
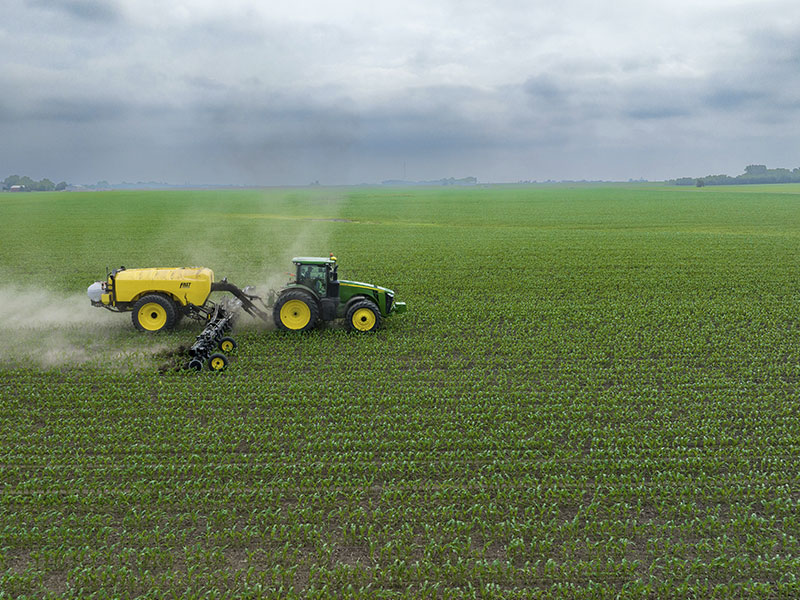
top-left (247, 213), bottom-right (339, 330)
top-left (202, 189), bottom-right (348, 331)
top-left (0, 283), bottom-right (170, 369)
top-left (230, 222), bottom-right (320, 332)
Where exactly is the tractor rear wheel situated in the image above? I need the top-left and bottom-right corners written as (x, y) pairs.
top-left (273, 290), bottom-right (319, 332)
top-left (346, 299), bottom-right (381, 332)
top-left (132, 294), bottom-right (177, 332)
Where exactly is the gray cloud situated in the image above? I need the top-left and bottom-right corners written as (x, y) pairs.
top-left (703, 89), bottom-right (767, 111)
top-left (524, 76), bottom-right (568, 105)
top-left (2, 0), bottom-right (800, 184)
top-left (31, 97), bottom-right (129, 122)
top-left (28, 0), bottom-right (122, 23)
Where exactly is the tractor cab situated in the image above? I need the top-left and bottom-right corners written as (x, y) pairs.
top-left (293, 256), bottom-right (339, 298)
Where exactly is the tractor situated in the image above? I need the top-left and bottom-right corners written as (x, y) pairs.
top-left (274, 256), bottom-right (404, 333)
top-left (87, 256), bottom-right (406, 370)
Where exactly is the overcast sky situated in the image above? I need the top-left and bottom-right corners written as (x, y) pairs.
top-left (2, 0), bottom-right (800, 185)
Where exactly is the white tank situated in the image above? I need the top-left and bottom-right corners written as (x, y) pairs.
top-left (87, 281), bottom-right (104, 303)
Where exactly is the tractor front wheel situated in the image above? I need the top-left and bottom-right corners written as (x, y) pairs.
top-left (273, 291), bottom-right (319, 332)
top-left (132, 294), bottom-right (177, 332)
top-left (346, 299), bottom-right (381, 332)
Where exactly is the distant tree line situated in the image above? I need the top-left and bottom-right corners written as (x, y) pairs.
top-left (2, 175), bottom-right (67, 191)
top-left (671, 165), bottom-right (800, 187)
top-left (381, 176), bottom-right (477, 186)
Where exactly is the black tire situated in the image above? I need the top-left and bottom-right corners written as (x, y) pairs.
top-left (346, 299), bottom-right (381, 332)
top-left (187, 358), bottom-right (203, 371)
top-left (207, 353), bottom-right (228, 371)
top-left (132, 294), bottom-right (178, 332)
top-left (219, 336), bottom-right (237, 353)
top-left (273, 290), bottom-right (319, 332)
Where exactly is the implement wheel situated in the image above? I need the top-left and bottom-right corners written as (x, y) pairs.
top-left (132, 294), bottom-right (177, 332)
top-left (346, 299), bottom-right (381, 332)
top-left (274, 291), bottom-right (319, 332)
top-left (219, 337), bottom-right (237, 353)
top-left (207, 353), bottom-right (228, 372)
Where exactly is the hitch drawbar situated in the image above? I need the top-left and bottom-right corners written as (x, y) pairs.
top-left (210, 281), bottom-right (271, 321)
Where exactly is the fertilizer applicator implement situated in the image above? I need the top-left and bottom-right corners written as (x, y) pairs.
top-left (87, 255), bottom-right (406, 371)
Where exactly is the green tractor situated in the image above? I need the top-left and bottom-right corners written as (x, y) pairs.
top-left (88, 255), bottom-right (406, 371)
top-left (274, 255), bottom-right (406, 332)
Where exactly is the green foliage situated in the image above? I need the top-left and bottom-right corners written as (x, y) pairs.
top-left (671, 164), bottom-right (800, 186)
top-left (2, 184), bottom-right (800, 597)
top-left (3, 174), bottom-right (58, 191)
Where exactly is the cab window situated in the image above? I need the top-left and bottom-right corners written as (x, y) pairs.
top-left (297, 264), bottom-right (326, 294)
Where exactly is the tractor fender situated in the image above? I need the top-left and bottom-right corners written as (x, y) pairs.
top-left (342, 294), bottom-right (378, 315)
top-left (275, 285), bottom-right (322, 317)
top-left (277, 284), bottom-right (320, 306)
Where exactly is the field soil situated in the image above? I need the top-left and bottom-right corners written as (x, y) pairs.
top-left (2, 184), bottom-right (800, 598)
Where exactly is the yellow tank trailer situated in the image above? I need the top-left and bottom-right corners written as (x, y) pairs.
top-left (88, 267), bottom-right (215, 331)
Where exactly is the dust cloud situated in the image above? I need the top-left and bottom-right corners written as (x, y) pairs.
top-left (205, 190), bottom-right (347, 330)
top-left (0, 284), bottom-right (170, 369)
top-left (229, 224), bottom-right (318, 332)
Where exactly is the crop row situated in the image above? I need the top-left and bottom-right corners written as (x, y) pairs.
top-left (3, 186), bottom-right (800, 597)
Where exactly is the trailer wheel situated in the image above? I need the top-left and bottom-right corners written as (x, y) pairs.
top-left (219, 337), bottom-right (237, 353)
top-left (346, 299), bottom-right (381, 332)
top-left (274, 291), bottom-right (319, 332)
top-left (208, 353), bottom-right (228, 371)
top-left (132, 294), bottom-right (177, 332)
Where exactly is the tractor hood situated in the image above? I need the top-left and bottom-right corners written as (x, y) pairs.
top-left (338, 279), bottom-right (394, 295)
top-left (338, 280), bottom-right (406, 314)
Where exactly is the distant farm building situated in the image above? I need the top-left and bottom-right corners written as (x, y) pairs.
top-left (9, 185), bottom-right (26, 192)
